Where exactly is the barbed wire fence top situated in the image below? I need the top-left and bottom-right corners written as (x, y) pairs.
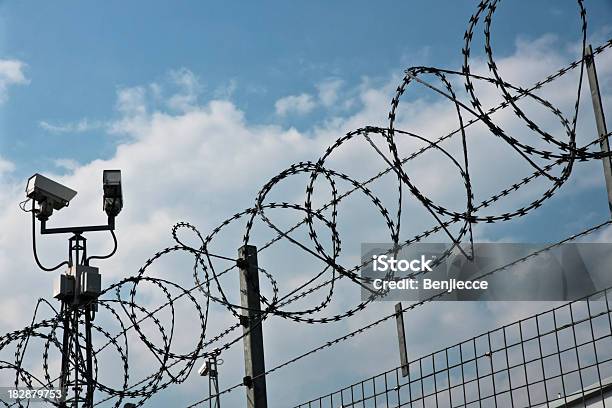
top-left (2, 0), bottom-right (612, 407)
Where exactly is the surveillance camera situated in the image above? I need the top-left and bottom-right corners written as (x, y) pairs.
top-left (103, 170), bottom-right (123, 217)
top-left (26, 174), bottom-right (77, 221)
top-left (198, 361), bottom-right (210, 376)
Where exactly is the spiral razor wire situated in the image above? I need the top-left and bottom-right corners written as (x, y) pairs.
top-left (2, 0), bottom-right (612, 406)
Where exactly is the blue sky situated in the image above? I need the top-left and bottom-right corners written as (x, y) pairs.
top-left (1, 1), bottom-right (612, 407)
top-left (2, 1), bottom-right (611, 174)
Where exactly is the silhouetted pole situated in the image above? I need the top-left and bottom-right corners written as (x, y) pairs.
top-left (238, 245), bottom-right (268, 408)
top-left (585, 44), bottom-right (612, 217)
top-left (395, 302), bottom-right (409, 377)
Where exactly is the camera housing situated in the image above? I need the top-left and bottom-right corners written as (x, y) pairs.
top-left (26, 174), bottom-right (77, 221)
top-left (103, 170), bottom-right (123, 217)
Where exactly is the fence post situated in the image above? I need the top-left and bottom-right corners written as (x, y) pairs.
top-left (395, 302), bottom-right (409, 377)
top-left (585, 44), bottom-right (612, 217)
top-left (238, 245), bottom-right (268, 408)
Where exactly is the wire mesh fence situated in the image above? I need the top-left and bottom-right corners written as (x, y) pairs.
top-left (295, 288), bottom-right (612, 408)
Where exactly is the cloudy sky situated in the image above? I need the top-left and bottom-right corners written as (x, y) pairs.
top-left (1, 1), bottom-right (612, 407)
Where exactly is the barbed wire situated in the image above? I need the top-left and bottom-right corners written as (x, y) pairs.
top-left (187, 217), bottom-right (612, 406)
top-left (2, 0), bottom-right (612, 406)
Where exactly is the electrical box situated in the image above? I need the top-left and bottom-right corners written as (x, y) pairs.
top-left (53, 274), bottom-right (74, 300)
top-left (79, 266), bottom-right (102, 298)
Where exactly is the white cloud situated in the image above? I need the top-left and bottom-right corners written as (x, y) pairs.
top-left (214, 78), bottom-right (238, 100)
top-left (274, 93), bottom-right (316, 116)
top-left (0, 59), bottom-right (29, 103)
top-left (116, 86), bottom-right (147, 116)
top-left (167, 67), bottom-right (202, 111)
top-left (39, 118), bottom-right (104, 134)
top-left (53, 158), bottom-right (80, 171)
top-left (0, 156), bottom-right (15, 175)
top-left (0, 35), bottom-right (610, 407)
top-left (316, 78), bottom-right (344, 107)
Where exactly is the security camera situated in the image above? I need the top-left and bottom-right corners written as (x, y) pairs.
top-left (103, 170), bottom-right (123, 217)
top-left (26, 174), bottom-right (77, 221)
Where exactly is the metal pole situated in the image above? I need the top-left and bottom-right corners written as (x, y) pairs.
top-left (59, 304), bottom-right (71, 408)
top-left (57, 235), bottom-right (98, 408)
top-left (209, 356), bottom-right (220, 408)
top-left (238, 245), bottom-right (268, 408)
top-left (73, 308), bottom-right (79, 406)
top-left (585, 44), bottom-right (612, 217)
top-left (85, 308), bottom-right (94, 407)
top-left (395, 302), bottom-right (409, 377)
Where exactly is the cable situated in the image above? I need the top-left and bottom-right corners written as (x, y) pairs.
top-left (86, 230), bottom-right (118, 264)
top-left (31, 202), bottom-right (70, 272)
